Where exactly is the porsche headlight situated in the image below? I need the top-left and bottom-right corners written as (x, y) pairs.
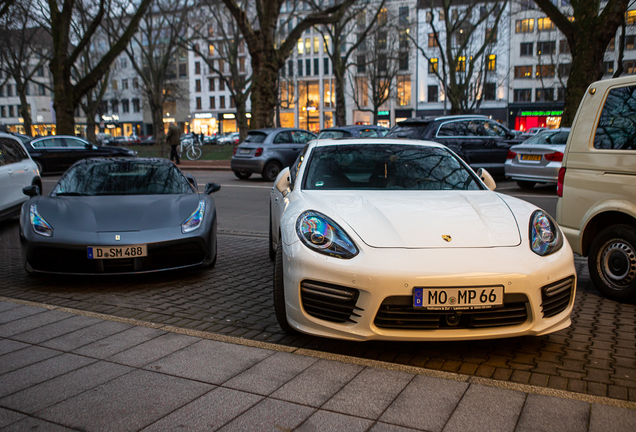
top-left (296, 210), bottom-right (358, 259)
top-left (30, 205), bottom-right (53, 237)
top-left (182, 201), bottom-right (205, 234)
top-left (529, 210), bottom-right (563, 256)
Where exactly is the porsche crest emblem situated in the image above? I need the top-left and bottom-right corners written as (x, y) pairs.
top-left (115, 235), bottom-right (121, 241)
top-left (442, 235), bottom-right (452, 242)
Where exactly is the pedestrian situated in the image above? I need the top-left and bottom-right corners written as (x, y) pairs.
top-left (166, 121), bottom-right (180, 164)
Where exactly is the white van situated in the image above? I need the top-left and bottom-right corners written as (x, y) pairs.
top-left (556, 75), bottom-right (636, 301)
top-left (0, 133), bottom-right (41, 221)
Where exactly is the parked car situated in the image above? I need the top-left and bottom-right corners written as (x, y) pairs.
top-left (96, 133), bottom-right (114, 146)
top-left (20, 158), bottom-right (221, 275)
top-left (0, 133), bottom-right (41, 222)
top-left (139, 135), bottom-right (156, 146)
top-left (517, 127), bottom-right (548, 140)
top-left (317, 125), bottom-right (389, 139)
top-left (386, 115), bottom-right (523, 176)
top-left (218, 132), bottom-right (240, 145)
top-left (269, 138), bottom-right (576, 341)
top-left (203, 135), bottom-right (218, 145)
top-left (557, 75), bottom-right (636, 301)
top-left (231, 128), bottom-right (316, 181)
top-left (24, 135), bottom-right (137, 174)
top-left (505, 128), bottom-right (570, 189)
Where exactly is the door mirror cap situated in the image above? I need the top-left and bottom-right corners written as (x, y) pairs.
top-left (205, 182), bottom-right (221, 194)
top-left (275, 167), bottom-right (291, 194)
top-left (477, 168), bottom-right (497, 191)
top-left (23, 185), bottom-right (41, 197)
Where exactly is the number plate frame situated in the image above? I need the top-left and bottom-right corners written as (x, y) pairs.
top-left (521, 154), bottom-right (542, 161)
top-left (239, 149), bottom-right (251, 154)
top-left (87, 245), bottom-right (148, 260)
top-left (413, 286), bottom-right (504, 310)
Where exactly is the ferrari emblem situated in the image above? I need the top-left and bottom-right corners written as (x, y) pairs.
top-left (115, 235), bottom-right (121, 241)
top-left (442, 235), bottom-right (452, 242)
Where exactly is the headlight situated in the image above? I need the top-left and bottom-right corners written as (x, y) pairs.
top-left (30, 204), bottom-right (53, 237)
top-left (296, 210), bottom-right (358, 259)
top-left (529, 210), bottom-right (563, 256)
top-left (182, 201), bottom-right (205, 233)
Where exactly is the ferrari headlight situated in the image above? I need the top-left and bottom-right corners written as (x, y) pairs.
top-left (182, 201), bottom-right (205, 233)
top-left (296, 210), bottom-right (358, 259)
top-left (529, 210), bottom-right (563, 256)
top-left (30, 205), bottom-right (53, 237)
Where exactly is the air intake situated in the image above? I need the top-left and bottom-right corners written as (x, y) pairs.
top-left (300, 280), bottom-right (363, 324)
top-left (541, 276), bottom-right (575, 318)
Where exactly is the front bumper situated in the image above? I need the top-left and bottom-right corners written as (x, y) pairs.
top-left (281, 240), bottom-right (576, 341)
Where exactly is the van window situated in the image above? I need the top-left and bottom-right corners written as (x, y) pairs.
top-left (594, 85), bottom-right (636, 150)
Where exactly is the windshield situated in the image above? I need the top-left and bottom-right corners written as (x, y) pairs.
top-left (386, 124), bottom-right (429, 139)
top-left (524, 130), bottom-right (569, 145)
top-left (317, 130), bottom-right (350, 139)
top-left (303, 144), bottom-right (482, 191)
top-left (52, 160), bottom-right (195, 196)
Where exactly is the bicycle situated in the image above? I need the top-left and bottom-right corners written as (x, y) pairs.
top-left (178, 136), bottom-right (202, 161)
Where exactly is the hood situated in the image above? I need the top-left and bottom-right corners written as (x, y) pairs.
top-left (301, 191), bottom-right (521, 248)
top-left (35, 194), bottom-right (201, 232)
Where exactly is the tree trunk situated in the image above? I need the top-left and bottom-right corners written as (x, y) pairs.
top-left (249, 51), bottom-right (279, 129)
top-left (236, 100), bottom-right (248, 142)
top-left (150, 95), bottom-right (166, 157)
top-left (17, 87), bottom-right (33, 137)
top-left (334, 66), bottom-right (347, 126)
top-left (85, 109), bottom-right (97, 143)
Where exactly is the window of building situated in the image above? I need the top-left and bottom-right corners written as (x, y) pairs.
top-left (537, 41), bottom-right (556, 55)
top-left (209, 44), bottom-right (215, 56)
top-left (515, 19), bottom-right (534, 33)
top-left (314, 58), bottom-right (319, 76)
top-left (132, 99), bottom-right (140, 112)
top-left (122, 79), bottom-right (128, 90)
top-left (603, 61), bottom-right (615, 75)
top-left (306, 59), bottom-right (311, 76)
top-left (429, 58), bottom-right (438, 74)
top-left (399, 6), bottom-right (409, 27)
top-left (196, 97), bottom-right (202, 110)
top-left (288, 60), bottom-right (293, 77)
top-left (209, 96), bottom-right (215, 109)
top-left (8, 106), bottom-right (14, 117)
top-left (624, 60), bottom-right (636, 74)
top-left (378, 30), bottom-right (387, 50)
top-left (305, 38), bottom-right (311, 54)
top-left (0, 106), bottom-right (4, 117)
top-left (485, 28), bottom-right (497, 44)
top-left (112, 80), bottom-right (118, 90)
top-left (37, 67), bottom-right (44, 77)
top-left (356, 77), bottom-right (368, 106)
top-left (514, 66), bottom-right (533, 79)
top-left (627, 10), bottom-right (636, 25)
top-left (195, 79), bottom-right (201, 92)
top-left (456, 56), bottom-right (466, 72)
top-left (219, 96), bottom-right (225, 109)
top-left (0, 86), bottom-right (3, 97)
top-left (559, 40), bottom-right (570, 54)
top-left (536, 65), bottom-right (555, 78)
top-left (514, 89), bottom-right (532, 102)
top-left (483, 83), bottom-right (496, 101)
top-left (179, 64), bottom-right (186, 78)
top-left (428, 33), bottom-right (438, 47)
top-left (397, 75), bottom-right (411, 106)
top-left (219, 79), bottom-right (225, 91)
top-left (111, 100), bottom-right (119, 114)
top-left (379, 54), bottom-right (387, 72)
top-left (428, 85), bottom-right (438, 102)
top-left (209, 78), bottom-right (215, 91)
top-left (357, 55), bottom-right (366, 73)
top-left (298, 59), bottom-right (303, 76)
top-left (557, 87), bottom-right (566, 101)
top-left (323, 35), bottom-right (330, 53)
top-left (520, 42), bottom-right (533, 56)
top-left (487, 54), bottom-right (496, 72)
top-left (313, 37), bottom-right (319, 54)
top-left (230, 96), bottom-right (235, 108)
top-left (324, 57), bottom-right (330, 75)
top-left (426, 11), bottom-right (433, 23)
top-left (7, 85), bottom-right (12, 97)
top-left (133, 78), bottom-right (139, 89)
top-left (120, 57), bottom-right (128, 68)
top-left (378, 8), bottom-right (387, 26)
top-left (537, 17), bottom-right (554, 32)
top-left (38, 85), bottom-right (46, 96)
top-left (323, 79), bottom-right (334, 108)
top-left (558, 63), bottom-right (571, 77)
top-left (399, 51), bottom-right (409, 70)
top-left (627, 35), bottom-right (635, 50)
top-left (122, 99), bottom-right (129, 113)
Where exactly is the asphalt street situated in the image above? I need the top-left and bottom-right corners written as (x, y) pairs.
top-left (2, 170), bottom-right (633, 402)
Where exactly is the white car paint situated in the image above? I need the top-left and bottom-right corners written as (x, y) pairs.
top-left (0, 133), bottom-right (40, 221)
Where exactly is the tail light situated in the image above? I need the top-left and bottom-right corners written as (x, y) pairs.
top-left (544, 152), bottom-right (564, 162)
top-left (233, 146), bottom-right (238, 156)
top-left (254, 147), bottom-right (263, 157)
top-left (557, 167), bottom-right (566, 197)
top-left (507, 150), bottom-right (517, 160)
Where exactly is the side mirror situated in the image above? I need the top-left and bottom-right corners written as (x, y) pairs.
top-left (205, 182), bottom-right (221, 194)
top-left (477, 168), bottom-right (497, 191)
top-left (23, 185), bottom-right (40, 197)
top-left (184, 173), bottom-right (198, 189)
top-left (275, 167), bottom-right (291, 194)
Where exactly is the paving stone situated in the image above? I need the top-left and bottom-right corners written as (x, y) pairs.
top-left (223, 351), bottom-right (317, 396)
top-left (0, 303), bottom-right (20, 313)
top-left (322, 367), bottom-right (413, 420)
top-left (0, 309), bottom-right (73, 337)
top-left (442, 384), bottom-right (526, 432)
top-left (0, 339), bottom-right (29, 356)
top-left (41, 320), bottom-right (133, 351)
top-left (296, 410), bottom-right (373, 432)
top-left (0, 360), bottom-right (132, 413)
top-left (141, 387), bottom-right (262, 432)
top-left (0, 416), bottom-right (77, 431)
top-left (144, 339), bottom-right (273, 384)
top-left (0, 345), bottom-right (61, 375)
top-left (379, 375), bottom-right (468, 432)
top-left (516, 394), bottom-right (589, 432)
top-left (217, 398), bottom-right (315, 432)
top-left (72, 326), bottom-right (167, 359)
top-left (10, 314), bottom-right (102, 344)
top-left (0, 407), bottom-right (25, 428)
top-left (369, 423), bottom-right (421, 432)
top-left (589, 403), bottom-right (636, 432)
top-left (39, 369), bottom-right (213, 432)
top-left (108, 332), bottom-right (200, 368)
top-left (0, 305), bottom-right (46, 324)
top-left (271, 359), bottom-right (363, 407)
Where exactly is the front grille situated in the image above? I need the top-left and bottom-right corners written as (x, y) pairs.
top-left (541, 277), bottom-right (575, 318)
top-left (300, 280), bottom-right (363, 324)
top-left (374, 294), bottom-right (529, 330)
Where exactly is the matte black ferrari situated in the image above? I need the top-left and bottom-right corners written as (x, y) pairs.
top-left (19, 158), bottom-right (220, 275)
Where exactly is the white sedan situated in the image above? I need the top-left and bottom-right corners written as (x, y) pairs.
top-left (269, 139), bottom-right (577, 342)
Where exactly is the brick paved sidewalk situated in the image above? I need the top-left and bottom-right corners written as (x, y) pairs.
top-left (1, 299), bottom-right (635, 432)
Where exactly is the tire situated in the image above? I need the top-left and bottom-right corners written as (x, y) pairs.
top-left (262, 161), bottom-right (282, 182)
top-left (516, 180), bottom-right (536, 190)
top-left (269, 204), bottom-right (276, 261)
top-left (233, 170), bottom-right (252, 180)
top-left (34, 160), bottom-right (44, 174)
top-left (273, 242), bottom-right (297, 334)
top-left (186, 145), bottom-right (202, 161)
top-left (588, 224), bottom-right (636, 302)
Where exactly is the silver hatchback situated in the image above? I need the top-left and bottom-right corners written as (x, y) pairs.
top-left (230, 128), bottom-right (316, 181)
top-left (504, 128), bottom-right (570, 189)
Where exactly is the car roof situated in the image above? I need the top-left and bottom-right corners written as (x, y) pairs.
top-left (312, 138), bottom-right (447, 150)
top-left (395, 114), bottom-right (491, 126)
top-left (320, 125), bottom-right (387, 132)
top-left (249, 128), bottom-right (313, 134)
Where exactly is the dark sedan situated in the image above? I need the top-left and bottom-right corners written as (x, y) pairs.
top-left (317, 125), bottom-right (389, 139)
top-left (24, 135), bottom-right (137, 174)
top-left (20, 158), bottom-right (221, 275)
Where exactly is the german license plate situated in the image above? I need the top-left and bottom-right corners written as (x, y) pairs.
top-left (413, 286), bottom-right (504, 310)
top-left (87, 245), bottom-right (147, 259)
top-left (239, 149), bottom-right (250, 154)
top-left (521, 154), bottom-right (542, 161)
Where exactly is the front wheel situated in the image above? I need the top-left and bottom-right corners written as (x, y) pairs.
top-left (262, 161), bottom-right (282, 182)
top-left (274, 243), bottom-right (298, 334)
top-left (186, 145), bottom-right (202, 161)
top-left (516, 180), bottom-right (536, 190)
top-left (588, 224), bottom-right (636, 302)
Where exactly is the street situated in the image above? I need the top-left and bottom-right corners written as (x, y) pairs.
top-left (0, 170), bottom-right (633, 402)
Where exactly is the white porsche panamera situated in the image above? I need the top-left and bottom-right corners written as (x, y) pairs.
top-left (269, 139), bottom-right (576, 341)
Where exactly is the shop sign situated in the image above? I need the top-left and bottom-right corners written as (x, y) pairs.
top-left (520, 110), bottom-right (563, 117)
top-left (378, 110), bottom-right (390, 116)
top-left (195, 113), bottom-right (213, 119)
top-left (102, 115), bottom-right (119, 122)
top-left (163, 118), bottom-right (175, 123)
top-left (223, 113), bottom-right (236, 119)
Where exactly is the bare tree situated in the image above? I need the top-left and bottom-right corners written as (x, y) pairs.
top-left (414, 0), bottom-right (508, 114)
top-left (188, 0), bottom-right (252, 141)
top-left (0, 0), bottom-right (51, 136)
top-left (219, 0), bottom-right (359, 129)
top-left (0, 0), bottom-right (16, 19)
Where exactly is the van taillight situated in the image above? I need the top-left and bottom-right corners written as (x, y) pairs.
top-left (557, 167), bottom-right (566, 197)
top-left (545, 152), bottom-right (564, 162)
top-left (507, 150), bottom-right (517, 160)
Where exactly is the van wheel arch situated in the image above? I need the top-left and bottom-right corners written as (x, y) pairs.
top-left (582, 211), bottom-right (636, 256)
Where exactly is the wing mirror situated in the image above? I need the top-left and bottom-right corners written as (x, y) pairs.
top-left (477, 168), bottom-right (497, 191)
top-left (23, 185), bottom-right (41, 197)
top-left (275, 167), bottom-right (291, 195)
top-left (205, 182), bottom-right (221, 194)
